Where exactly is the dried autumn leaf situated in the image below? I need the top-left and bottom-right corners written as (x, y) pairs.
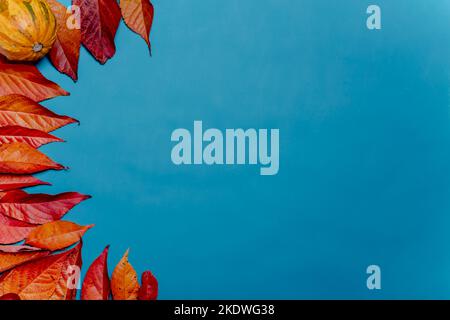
top-left (0, 142), bottom-right (64, 174)
top-left (0, 190), bottom-right (91, 224)
top-left (0, 213), bottom-right (35, 245)
top-left (25, 221), bottom-right (93, 251)
top-left (120, 0), bottom-right (154, 53)
top-left (73, 0), bottom-right (121, 64)
top-left (63, 242), bottom-right (83, 300)
top-left (0, 95), bottom-right (78, 133)
top-left (111, 249), bottom-right (140, 300)
top-left (0, 293), bottom-right (20, 300)
top-left (0, 174), bottom-right (49, 191)
top-left (47, 0), bottom-right (81, 81)
top-left (0, 242), bottom-right (82, 300)
top-left (138, 271), bottom-right (158, 300)
top-left (0, 62), bottom-right (69, 102)
top-left (0, 250), bottom-right (49, 273)
top-left (0, 245), bottom-right (42, 253)
top-left (0, 126), bottom-right (63, 148)
top-left (82, 246), bottom-right (110, 300)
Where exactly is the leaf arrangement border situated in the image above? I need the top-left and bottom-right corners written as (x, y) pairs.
top-left (0, 0), bottom-right (158, 300)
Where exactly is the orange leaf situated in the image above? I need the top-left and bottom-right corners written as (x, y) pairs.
top-left (0, 95), bottom-right (78, 133)
top-left (0, 242), bottom-right (82, 300)
top-left (73, 0), bottom-right (121, 64)
top-left (0, 213), bottom-right (35, 244)
top-left (0, 142), bottom-right (64, 174)
top-left (111, 249), bottom-right (140, 300)
top-left (0, 174), bottom-right (49, 191)
top-left (0, 190), bottom-right (91, 224)
top-left (47, 0), bottom-right (81, 81)
top-left (25, 221), bottom-right (93, 251)
top-left (120, 0), bottom-right (154, 53)
top-left (0, 126), bottom-right (63, 148)
top-left (0, 250), bottom-right (49, 273)
top-left (0, 62), bottom-right (69, 102)
top-left (81, 246), bottom-right (110, 300)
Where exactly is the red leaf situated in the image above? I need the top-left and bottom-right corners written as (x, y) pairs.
top-left (73, 0), bottom-right (121, 64)
top-left (0, 293), bottom-right (21, 300)
top-left (47, 0), bottom-right (81, 81)
top-left (64, 242), bottom-right (83, 300)
top-left (0, 213), bottom-right (36, 245)
top-left (0, 190), bottom-right (91, 224)
top-left (0, 95), bottom-right (78, 133)
top-left (0, 174), bottom-right (49, 192)
top-left (0, 142), bottom-right (65, 174)
top-left (0, 62), bottom-right (69, 102)
top-left (120, 0), bottom-right (154, 53)
top-left (0, 245), bottom-right (43, 253)
top-left (0, 126), bottom-right (63, 148)
top-left (138, 271), bottom-right (158, 300)
top-left (81, 246), bottom-right (110, 300)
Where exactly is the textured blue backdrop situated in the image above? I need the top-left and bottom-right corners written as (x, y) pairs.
top-left (32, 0), bottom-right (450, 299)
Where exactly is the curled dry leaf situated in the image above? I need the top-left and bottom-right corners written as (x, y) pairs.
top-left (0, 242), bottom-right (82, 300)
top-left (0, 213), bottom-right (35, 245)
top-left (47, 0), bottom-right (81, 81)
top-left (72, 0), bottom-right (122, 64)
top-left (81, 246), bottom-right (110, 300)
top-left (0, 142), bottom-right (64, 174)
top-left (0, 126), bottom-right (63, 148)
top-left (120, 0), bottom-right (154, 53)
top-left (0, 95), bottom-right (78, 133)
top-left (138, 270), bottom-right (158, 300)
top-left (25, 220), bottom-right (93, 251)
top-left (111, 249), bottom-right (140, 300)
top-left (0, 62), bottom-right (69, 102)
top-left (0, 250), bottom-right (49, 273)
top-left (0, 190), bottom-right (91, 224)
top-left (0, 174), bottom-right (49, 192)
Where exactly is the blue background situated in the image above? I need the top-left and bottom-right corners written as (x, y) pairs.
top-left (33, 0), bottom-right (450, 299)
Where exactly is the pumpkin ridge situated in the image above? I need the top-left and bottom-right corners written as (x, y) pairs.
top-left (0, 13), bottom-right (32, 46)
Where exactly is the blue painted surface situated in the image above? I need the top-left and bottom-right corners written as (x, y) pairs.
top-left (33, 0), bottom-right (450, 298)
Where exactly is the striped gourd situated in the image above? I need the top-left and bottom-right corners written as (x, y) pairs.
top-left (0, 0), bottom-right (57, 61)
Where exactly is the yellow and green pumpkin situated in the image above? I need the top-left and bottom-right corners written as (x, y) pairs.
top-left (0, 0), bottom-right (57, 62)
